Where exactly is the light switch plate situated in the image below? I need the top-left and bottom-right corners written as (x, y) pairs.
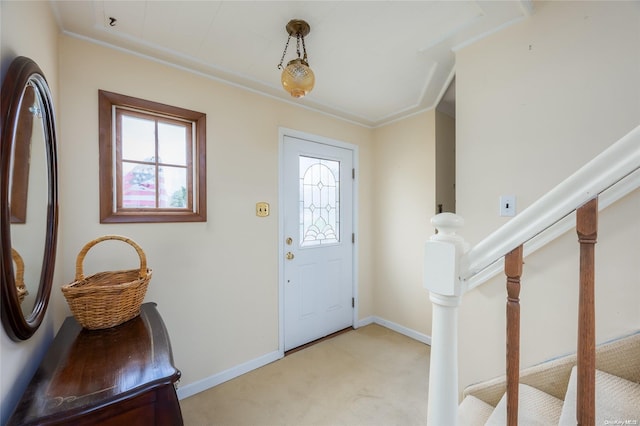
top-left (500, 195), bottom-right (516, 217)
top-left (256, 202), bottom-right (270, 217)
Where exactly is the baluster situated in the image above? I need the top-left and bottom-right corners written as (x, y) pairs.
top-left (505, 245), bottom-right (523, 426)
top-left (576, 197), bottom-right (597, 425)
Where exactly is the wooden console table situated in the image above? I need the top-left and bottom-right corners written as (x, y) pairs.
top-left (8, 303), bottom-right (183, 425)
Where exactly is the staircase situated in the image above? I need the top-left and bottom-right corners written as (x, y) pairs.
top-left (458, 332), bottom-right (640, 425)
top-left (423, 125), bottom-right (640, 425)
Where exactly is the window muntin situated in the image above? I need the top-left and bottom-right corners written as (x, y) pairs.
top-left (99, 90), bottom-right (206, 223)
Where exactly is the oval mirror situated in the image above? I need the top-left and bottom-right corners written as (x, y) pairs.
top-left (1, 56), bottom-right (58, 341)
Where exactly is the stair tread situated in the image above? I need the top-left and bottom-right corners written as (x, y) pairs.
top-left (558, 366), bottom-right (640, 425)
top-left (459, 333), bottom-right (640, 424)
top-left (484, 383), bottom-right (563, 426)
top-left (458, 395), bottom-right (494, 426)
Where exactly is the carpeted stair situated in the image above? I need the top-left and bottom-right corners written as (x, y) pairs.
top-left (458, 332), bottom-right (640, 425)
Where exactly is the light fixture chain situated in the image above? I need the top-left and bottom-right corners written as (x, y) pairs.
top-left (301, 34), bottom-right (308, 63)
top-left (296, 33), bottom-right (301, 59)
top-left (277, 35), bottom-right (292, 69)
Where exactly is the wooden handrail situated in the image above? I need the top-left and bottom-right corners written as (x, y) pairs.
top-left (576, 197), bottom-right (598, 425)
top-left (505, 245), bottom-right (523, 426)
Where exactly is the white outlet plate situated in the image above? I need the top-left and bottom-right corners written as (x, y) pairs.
top-left (500, 195), bottom-right (516, 217)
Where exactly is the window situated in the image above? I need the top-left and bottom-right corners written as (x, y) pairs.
top-left (98, 90), bottom-right (206, 223)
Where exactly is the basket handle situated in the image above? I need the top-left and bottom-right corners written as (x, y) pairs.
top-left (11, 248), bottom-right (25, 284)
top-left (75, 235), bottom-right (148, 281)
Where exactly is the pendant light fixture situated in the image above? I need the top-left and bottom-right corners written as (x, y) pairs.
top-left (277, 19), bottom-right (315, 98)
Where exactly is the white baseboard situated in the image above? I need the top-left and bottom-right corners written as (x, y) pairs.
top-left (177, 317), bottom-right (430, 400)
top-left (369, 316), bottom-right (432, 345)
top-left (176, 350), bottom-right (282, 400)
top-left (355, 316), bottom-right (375, 328)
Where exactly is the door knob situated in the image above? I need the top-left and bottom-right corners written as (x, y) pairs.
top-left (286, 252), bottom-right (295, 260)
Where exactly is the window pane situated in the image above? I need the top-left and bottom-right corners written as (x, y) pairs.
top-left (158, 122), bottom-right (187, 166)
top-left (299, 155), bottom-right (340, 247)
top-left (159, 166), bottom-right (188, 208)
top-left (122, 161), bottom-right (157, 208)
top-left (121, 115), bottom-right (156, 162)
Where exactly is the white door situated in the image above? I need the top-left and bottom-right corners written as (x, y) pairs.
top-left (283, 135), bottom-right (354, 351)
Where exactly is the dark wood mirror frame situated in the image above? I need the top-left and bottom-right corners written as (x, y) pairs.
top-left (1, 56), bottom-right (59, 341)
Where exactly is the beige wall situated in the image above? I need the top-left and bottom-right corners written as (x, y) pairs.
top-left (372, 111), bottom-right (436, 335)
top-left (0, 2), bottom-right (61, 424)
top-left (56, 35), bottom-right (375, 389)
top-left (456, 0), bottom-right (640, 392)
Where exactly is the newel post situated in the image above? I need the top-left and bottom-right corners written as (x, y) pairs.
top-left (424, 213), bottom-right (468, 426)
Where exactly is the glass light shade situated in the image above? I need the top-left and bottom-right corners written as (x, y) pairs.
top-left (281, 58), bottom-right (315, 98)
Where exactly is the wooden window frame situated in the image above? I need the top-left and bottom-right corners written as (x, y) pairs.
top-left (99, 90), bottom-right (206, 223)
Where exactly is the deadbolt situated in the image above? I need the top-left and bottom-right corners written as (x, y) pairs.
top-left (286, 252), bottom-right (295, 260)
top-left (286, 237), bottom-right (293, 245)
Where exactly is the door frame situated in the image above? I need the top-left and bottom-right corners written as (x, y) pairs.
top-left (278, 127), bottom-right (359, 356)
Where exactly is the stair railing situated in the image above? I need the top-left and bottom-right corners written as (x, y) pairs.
top-left (424, 125), bottom-right (640, 425)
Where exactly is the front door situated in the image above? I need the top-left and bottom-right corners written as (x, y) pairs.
top-left (282, 134), bottom-right (354, 351)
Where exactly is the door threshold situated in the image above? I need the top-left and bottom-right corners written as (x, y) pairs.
top-left (284, 327), bottom-right (354, 356)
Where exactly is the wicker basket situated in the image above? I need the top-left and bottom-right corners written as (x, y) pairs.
top-left (11, 248), bottom-right (28, 303)
top-left (61, 235), bottom-right (152, 330)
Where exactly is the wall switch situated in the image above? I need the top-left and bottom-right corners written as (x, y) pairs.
top-left (500, 195), bottom-right (516, 217)
top-left (256, 202), bottom-right (270, 217)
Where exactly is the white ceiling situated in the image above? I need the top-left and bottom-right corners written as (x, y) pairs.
top-left (51, 1), bottom-right (532, 127)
